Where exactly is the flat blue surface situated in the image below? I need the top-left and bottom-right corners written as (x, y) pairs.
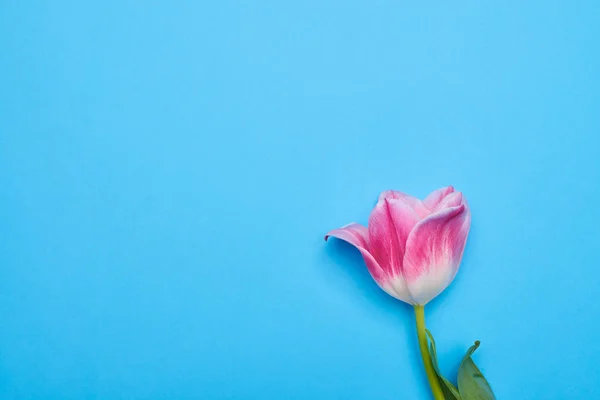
top-left (1, 1), bottom-right (599, 399)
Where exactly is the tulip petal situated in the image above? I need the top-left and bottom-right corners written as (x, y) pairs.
top-left (325, 223), bottom-right (368, 248)
top-left (379, 190), bottom-right (430, 218)
top-left (432, 191), bottom-right (463, 212)
top-left (368, 199), bottom-right (420, 276)
top-left (366, 199), bottom-right (421, 304)
top-left (402, 203), bottom-right (471, 305)
top-left (326, 224), bottom-right (413, 303)
top-left (325, 224), bottom-right (386, 284)
top-left (423, 186), bottom-right (455, 210)
top-left (383, 276), bottom-right (414, 304)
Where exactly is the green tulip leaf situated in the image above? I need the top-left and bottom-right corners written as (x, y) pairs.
top-left (426, 329), bottom-right (461, 400)
top-left (457, 341), bottom-right (495, 400)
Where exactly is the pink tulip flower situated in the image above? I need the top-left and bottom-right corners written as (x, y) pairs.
top-left (325, 187), bottom-right (493, 400)
top-left (325, 186), bottom-right (471, 306)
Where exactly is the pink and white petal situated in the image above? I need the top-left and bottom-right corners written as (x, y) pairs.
top-left (355, 247), bottom-right (389, 289)
top-left (368, 198), bottom-right (420, 278)
top-left (431, 191), bottom-right (464, 212)
top-left (355, 249), bottom-right (414, 304)
top-left (325, 223), bottom-right (368, 248)
top-left (379, 190), bottom-right (430, 218)
top-left (382, 275), bottom-right (415, 304)
top-left (423, 186), bottom-right (455, 210)
top-left (325, 224), bottom-right (388, 287)
top-left (402, 204), bottom-right (471, 305)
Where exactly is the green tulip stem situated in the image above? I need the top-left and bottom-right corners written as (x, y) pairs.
top-left (414, 305), bottom-right (445, 400)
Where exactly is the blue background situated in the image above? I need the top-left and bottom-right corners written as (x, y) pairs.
top-left (1, 1), bottom-right (599, 399)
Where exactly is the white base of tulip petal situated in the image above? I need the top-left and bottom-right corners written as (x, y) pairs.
top-left (381, 277), bottom-right (413, 305)
top-left (406, 266), bottom-right (455, 306)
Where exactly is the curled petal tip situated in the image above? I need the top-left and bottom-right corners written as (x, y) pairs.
top-left (424, 185), bottom-right (458, 210)
top-left (324, 224), bottom-right (368, 248)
